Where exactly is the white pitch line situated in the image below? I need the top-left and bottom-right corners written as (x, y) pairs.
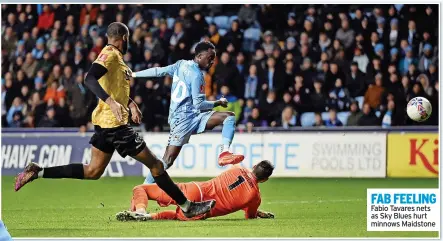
top-left (266, 199), bottom-right (364, 204)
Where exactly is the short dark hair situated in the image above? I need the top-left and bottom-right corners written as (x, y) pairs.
top-left (252, 160), bottom-right (274, 181)
top-left (107, 22), bottom-right (129, 39)
top-left (194, 41), bottom-right (215, 55)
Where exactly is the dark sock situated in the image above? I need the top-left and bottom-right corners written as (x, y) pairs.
top-left (42, 164), bottom-right (85, 179)
top-left (153, 171), bottom-right (187, 205)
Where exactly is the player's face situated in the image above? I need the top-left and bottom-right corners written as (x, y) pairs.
top-left (198, 49), bottom-right (216, 70)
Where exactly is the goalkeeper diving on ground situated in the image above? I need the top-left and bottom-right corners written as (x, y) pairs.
top-left (116, 160), bottom-right (275, 221)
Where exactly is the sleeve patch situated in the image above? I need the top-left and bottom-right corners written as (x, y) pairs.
top-left (98, 54), bottom-right (108, 62)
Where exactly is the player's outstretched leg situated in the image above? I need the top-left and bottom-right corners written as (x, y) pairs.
top-left (143, 145), bottom-right (181, 184)
top-left (14, 147), bottom-right (112, 191)
top-left (133, 146), bottom-right (215, 218)
top-left (205, 111), bottom-right (244, 166)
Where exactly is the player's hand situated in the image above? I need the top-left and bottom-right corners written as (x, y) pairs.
top-left (106, 97), bottom-right (124, 122)
top-left (216, 97), bottom-right (228, 108)
top-left (257, 210), bottom-right (274, 219)
top-left (129, 103), bottom-right (142, 124)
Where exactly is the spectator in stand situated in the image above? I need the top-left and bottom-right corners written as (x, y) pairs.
top-left (7, 97), bottom-right (24, 126)
top-left (237, 4), bottom-right (257, 29)
top-left (398, 46), bottom-right (417, 75)
top-left (346, 101), bottom-right (363, 126)
top-left (27, 92), bottom-right (44, 126)
top-left (346, 62), bottom-right (366, 98)
top-left (316, 52), bottom-right (329, 73)
top-left (244, 64), bottom-right (259, 99)
top-left (312, 112), bottom-right (324, 127)
top-left (318, 32), bottom-right (331, 53)
top-left (56, 97), bottom-right (72, 127)
top-left (90, 15), bottom-right (107, 37)
top-left (213, 52), bottom-right (237, 94)
top-left (328, 78), bottom-right (351, 111)
top-left (275, 106), bottom-right (297, 128)
top-left (364, 74), bottom-right (384, 110)
top-left (14, 40), bottom-right (27, 60)
top-left (21, 53), bottom-right (38, 79)
top-left (223, 20), bottom-right (243, 52)
top-left (278, 92), bottom-right (295, 111)
top-left (262, 31), bottom-right (279, 57)
top-left (262, 57), bottom-right (285, 96)
top-left (240, 98), bottom-right (255, 125)
top-left (335, 18), bottom-right (355, 51)
top-left (418, 44), bottom-right (435, 73)
top-left (300, 58), bottom-right (316, 87)
top-left (358, 103), bottom-right (380, 126)
top-left (324, 62), bottom-right (345, 92)
top-left (37, 5), bottom-right (54, 31)
top-left (259, 90), bottom-right (280, 126)
top-left (10, 111), bottom-right (24, 127)
top-left (381, 99), bottom-right (403, 128)
top-left (389, 48), bottom-right (400, 67)
top-left (427, 63), bottom-right (438, 85)
top-left (290, 75), bottom-right (310, 113)
top-left (128, 11), bottom-right (143, 31)
top-left (67, 74), bottom-right (94, 127)
top-left (43, 82), bottom-right (66, 104)
top-left (247, 107), bottom-right (267, 127)
top-left (310, 80), bottom-right (326, 112)
top-left (352, 47), bottom-right (369, 74)
top-left (139, 80), bottom-right (165, 132)
top-left (405, 20), bottom-right (420, 52)
top-left (324, 108), bottom-right (343, 127)
top-left (406, 63), bottom-right (419, 84)
top-left (79, 4), bottom-right (98, 27)
top-left (31, 37), bottom-right (45, 60)
top-left (37, 106), bottom-right (59, 127)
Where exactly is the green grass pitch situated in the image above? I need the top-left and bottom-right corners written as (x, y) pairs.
top-left (1, 176), bottom-right (439, 238)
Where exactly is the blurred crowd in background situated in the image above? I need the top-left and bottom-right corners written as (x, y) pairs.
top-left (1, 4), bottom-right (439, 131)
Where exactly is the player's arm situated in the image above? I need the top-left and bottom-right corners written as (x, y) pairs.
top-left (189, 71), bottom-right (226, 110)
top-left (132, 62), bottom-right (179, 78)
top-left (128, 97), bottom-right (137, 108)
top-left (242, 196), bottom-right (261, 219)
top-left (128, 97), bottom-right (142, 124)
top-left (84, 63), bottom-right (110, 102)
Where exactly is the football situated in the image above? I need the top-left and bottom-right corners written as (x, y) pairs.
top-left (406, 97), bottom-right (432, 122)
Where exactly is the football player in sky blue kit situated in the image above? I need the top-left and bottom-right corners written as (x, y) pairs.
top-left (132, 41), bottom-right (244, 184)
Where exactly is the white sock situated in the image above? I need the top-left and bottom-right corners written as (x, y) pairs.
top-left (136, 208), bottom-right (147, 214)
top-left (179, 200), bottom-right (191, 212)
top-left (221, 145), bottom-right (230, 154)
top-left (38, 169), bottom-right (44, 178)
